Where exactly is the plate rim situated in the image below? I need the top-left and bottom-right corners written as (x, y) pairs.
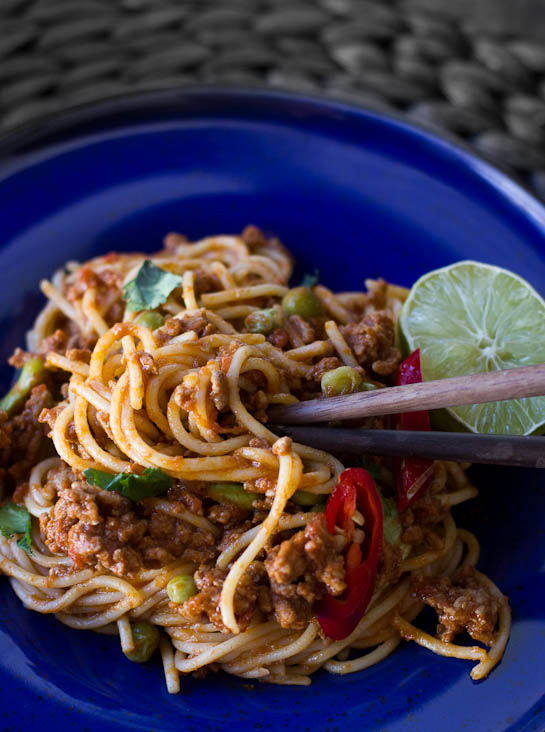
top-left (0, 84), bottom-right (544, 732)
top-left (0, 83), bottom-right (544, 222)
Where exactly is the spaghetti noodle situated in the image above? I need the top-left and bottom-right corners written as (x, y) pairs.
top-left (0, 227), bottom-right (510, 690)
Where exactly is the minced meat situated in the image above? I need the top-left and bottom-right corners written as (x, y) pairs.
top-left (40, 476), bottom-right (216, 577)
top-left (1, 384), bottom-right (54, 488)
top-left (264, 513), bottom-right (345, 629)
top-left (413, 566), bottom-right (502, 645)
top-left (340, 311), bottom-right (400, 377)
top-left (176, 564), bottom-right (268, 632)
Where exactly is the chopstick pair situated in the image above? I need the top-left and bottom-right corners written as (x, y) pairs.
top-left (267, 363), bottom-right (545, 468)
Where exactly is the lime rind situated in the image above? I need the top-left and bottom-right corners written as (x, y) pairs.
top-left (399, 260), bottom-right (545, 435)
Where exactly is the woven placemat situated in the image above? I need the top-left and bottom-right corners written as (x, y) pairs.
top-left (2, 0), bottom-right (545, 200)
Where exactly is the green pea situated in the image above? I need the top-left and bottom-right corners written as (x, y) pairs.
top-left (124, 620), bottom-right (159, 663)
top-left (207, 482), bottom-right (259, 510)
top-left (291, 490), bottom-right (324, 506)
top-left (244, 306), bottom-right (283, 335)
top-left (134, 310), bottom-right (165, 330)
top-left (281, 287), bottom-right (323, 318)
top-left (0, 357), bottom-right (45, 416)
top-left (358, 382), bottom-right (379, 392)
top-left (166, 574), bottom-right (198, 604)
top-left (321, 366), bottom-right (362, 397)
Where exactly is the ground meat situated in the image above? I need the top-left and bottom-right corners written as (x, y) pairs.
top-left (401, 493), bottom-right (448, 546)
top-left (244, 389), bottom-right (268, 423)
top-left (376, 539), bottom-right (403, 590)
top-left (176, 490), bottom-right (204, 516)
top-left (267, 328), bottom-right (290, 349)
top-left (132, 351), bottom-right (157, 377)
top-left (65, 265), bottom-right (123, 302)
top-left (340, 311), bottom-right (401, 377)
top-left (243, 477), bottom-right (276, 495)
top-left (43, 461), bottom-right (74, 498)
top-left (193, 269), bottom-right (221, 297)
top-left (210, 369), bottom-right (229, 411)
top-left (365, 278), bottom-right (388, 310)
top-left (38, 404), bottom-right (62, 433)
top-left (8, 348), bottom-right (36, 368)
top-left (65, 327), bottom-right (97, 353)
top-left (155, 317), bottom-right (184, 344)
top-left (285, 315), bottom-right (315, 348)
top-left (241, 224), bottom-right (268, 248)
top-left (217, 521), bottom-right (253, 553)
top-left (240, 368), bottom-right (266, 394)
top-left (37, 330), bottom-right (67, 357)
top-left (306, 357), bottom-right (342, 383)
top-left (156, 310), bottom-right (215, 345)
top-left (0, 413), bottom-right (11, 468)
top-left (218, 341), bottom-right (243, 373)
top-left (167, 479), bottom-right (208, 502)
top-left (413, 566), bottom-right (502, 645)
top-left (2, 385), bottom-right (54, 487)
top-left (65, 348), bottom-right (92, 364)
top-left (241, 226), bottom-right (294, 279)
top-left (176, 565), bottom-right (260, 632)
top-left (40, 478), bottom-right (216, 577)
top-left (264, 513), bottom-right (346, 629)
top-left (163, 232), bottom-right (189, 250)
top-left (207, 501), bottom-right (249, 527)
top-left (141, 507), bottom-right (215, 566)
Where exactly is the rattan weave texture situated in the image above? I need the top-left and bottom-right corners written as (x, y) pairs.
top-left (2, 0), bottom-right (545, 198)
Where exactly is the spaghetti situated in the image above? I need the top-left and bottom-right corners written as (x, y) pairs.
top-left (0, 227), bottom-right (510, 690)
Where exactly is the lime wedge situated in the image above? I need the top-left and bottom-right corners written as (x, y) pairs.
top-left (399, 261), bottom-right (545, 435)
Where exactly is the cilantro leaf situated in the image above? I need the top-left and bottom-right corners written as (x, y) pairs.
top-left (84, 467), bottom-right (173, 502)
top-left (83, 468), bottom-right (114, 490)
top-left (0, 503), bottom-right (32, 554)
top-left (122, 260), bottom-right (182, 312)
top-left (301, 269), bottom-right (320, 288)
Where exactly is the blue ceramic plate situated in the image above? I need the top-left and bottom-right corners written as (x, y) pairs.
top-left (0, 88), bottom-right (544, 732)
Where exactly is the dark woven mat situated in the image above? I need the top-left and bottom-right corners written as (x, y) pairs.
top-left (2, 0), bottom-right (545, 200)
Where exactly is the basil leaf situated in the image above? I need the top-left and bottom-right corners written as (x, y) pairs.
top-left (84, 467), bottom-right (173, 502)
top-left (0, 503), bottom-right (32, 554)
top-left (122, 260), bottom-right (182, 312)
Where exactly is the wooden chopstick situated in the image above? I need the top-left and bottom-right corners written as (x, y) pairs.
top-left (272, 426), bottom-right (545, 468)
top-left (267, 363), bottom-right (545, 425)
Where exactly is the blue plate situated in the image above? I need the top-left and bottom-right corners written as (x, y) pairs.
top-left (0, 88), bottom-right (544, 732)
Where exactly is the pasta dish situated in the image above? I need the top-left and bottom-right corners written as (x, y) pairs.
top-left (0, 226), bottom-right (510, 691)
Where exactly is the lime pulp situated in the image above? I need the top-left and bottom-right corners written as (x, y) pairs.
top-left (398, 260), bottom-right (545, 435)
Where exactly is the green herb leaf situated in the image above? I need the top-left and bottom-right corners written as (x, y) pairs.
top-left (0, 503), bottom-right (32, 554)
top-left (301, 269), bottom-right (320, 288)
top-left (377, 488), bottom-right (411, 560)
top-left (83, 468), bottom-right (113, 490)
top-left (84, 467), bottom-right (173, 502)
top-left (122, 260), bottom-right (182, 312)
